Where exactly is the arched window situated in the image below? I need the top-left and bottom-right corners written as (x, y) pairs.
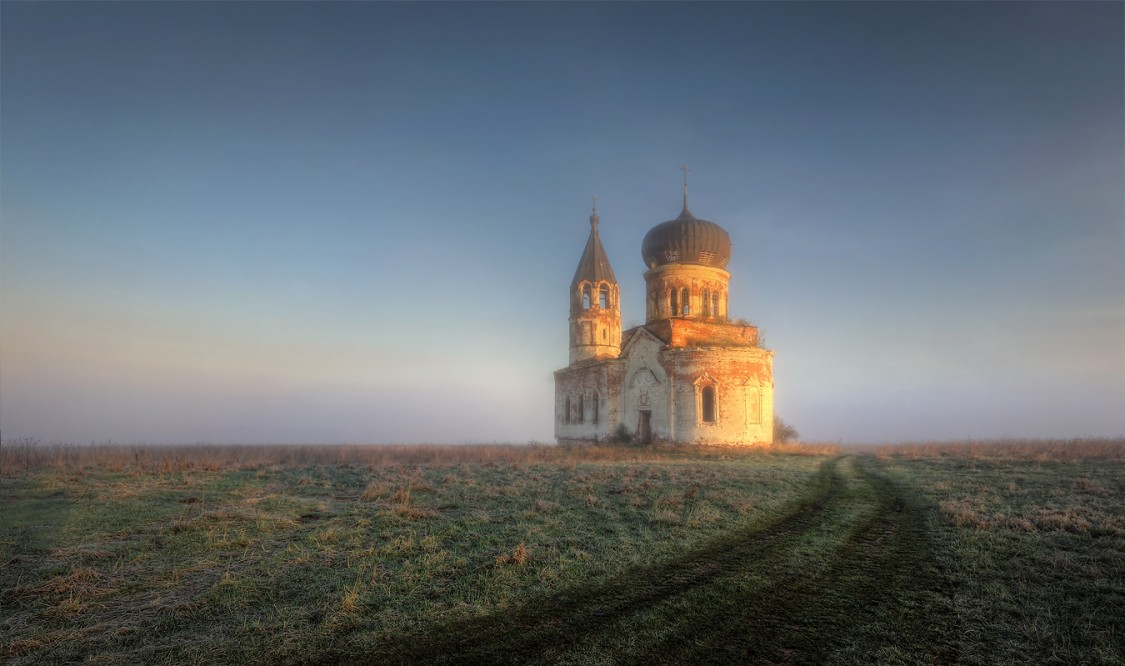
top-left (564, 396), bottom-right (571, 424)
top-left (701, 386), bottom-right (716, 423)
top-left (670, 289), bottom-right (679, 316)
top-left (681, 288), bottom-right (690, 316)
top-left (582, 285), bottom-right (591, 310)
top-left (592, 391), bottom-right (600, 424)
top-left (578, 394), bottom-right (585, 423)
top-left (702, 289), bottom-right (711, 316)
top-left (648, 292), bottom-right (657, 319)
top-left (713, 293), bottom-right (720, 318)
top-left (599, 286), bottom-right (608, 309)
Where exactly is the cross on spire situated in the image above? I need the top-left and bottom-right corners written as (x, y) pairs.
top-left (589, 195), bottom-right (599, 229)
top-left (675, 164), bottom-right (693, 213)
top-left (681, 165), bottom-right (691, 208)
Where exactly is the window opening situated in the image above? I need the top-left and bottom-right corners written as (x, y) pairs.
top-left (701, 386), bottom-right (716, 423)
top-left (670, 290), bottom-right (678, 316)
top-left (681, 288), bottom-right (690, 316)
top-left (582, 285), bottom-right (591, 310)
top-left (702, 289), bottom-right (711, 316)
top-left (713, 293), bottom-right (720, 317)
top-left (564, 396), bottom-right (571, 424)
top-left (592, 392), bottom-right (599, 424)
top-left (578, 394), bottom-right (585, 423)
top-left (599, 286), bottom-right (608, 309)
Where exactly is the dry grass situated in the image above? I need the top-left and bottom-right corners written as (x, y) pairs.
top-left (495, 542), bottom-right (530, 567)
top-left (340, 581), bottom-right (363, 614)
top-left (863, 437), bottom-right (1125, 461)
top-left (0, 439), bottom-right (839, 477)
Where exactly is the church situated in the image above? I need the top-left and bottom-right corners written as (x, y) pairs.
top-left (554, 179), bottom-right (774, 446)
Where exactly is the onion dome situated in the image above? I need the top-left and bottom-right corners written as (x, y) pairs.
top-left (641, 200), bottom-right (732, 269)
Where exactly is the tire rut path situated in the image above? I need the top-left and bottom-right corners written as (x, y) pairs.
top-left (341, 455), bottom-right (954, 665)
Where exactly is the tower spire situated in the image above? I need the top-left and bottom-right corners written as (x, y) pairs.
top-left (568, 199), bottom-right (620, 364)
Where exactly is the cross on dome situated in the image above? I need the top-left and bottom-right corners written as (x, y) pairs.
top-left (681, 165), bottom-right (690, 209)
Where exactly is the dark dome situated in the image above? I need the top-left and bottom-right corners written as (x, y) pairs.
top-left (641, 204), bottom-right (732, 269)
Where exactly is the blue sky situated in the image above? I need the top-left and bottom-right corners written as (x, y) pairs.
top-left (2, 2), bottom-right (1122, 444)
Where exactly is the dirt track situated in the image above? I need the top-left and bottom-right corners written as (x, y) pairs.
top-left (349, 456), bottom-right (955, 665)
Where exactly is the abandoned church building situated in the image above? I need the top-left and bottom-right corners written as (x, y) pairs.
top-left (554, 183), bottom-right (774, 446)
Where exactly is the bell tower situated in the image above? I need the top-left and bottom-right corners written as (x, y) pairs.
top-left (569, 200), bottom-right (621, 364)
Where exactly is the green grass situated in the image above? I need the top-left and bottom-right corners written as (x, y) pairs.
top-left (1, 446), bottom-right (823, 663)
top-left (2, 440), bottom-right (1122, 664)
top-left (877, 449), bottom-right (1125, 665)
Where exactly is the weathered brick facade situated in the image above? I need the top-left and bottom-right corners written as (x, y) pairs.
top-left (555, 195), bottom-right (774, 446)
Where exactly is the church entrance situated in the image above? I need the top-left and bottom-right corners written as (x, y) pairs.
top-left (638, 410), bottom-right (652, 445)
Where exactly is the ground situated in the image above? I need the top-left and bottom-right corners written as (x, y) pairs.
top-left (1, 440), bottom-right (1122, 664)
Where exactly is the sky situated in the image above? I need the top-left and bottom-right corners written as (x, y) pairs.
top-left (2, 1), bottom-right (1122, 445)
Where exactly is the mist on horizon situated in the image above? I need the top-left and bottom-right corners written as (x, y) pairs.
top-left (2, 2), bottom-right (1122, 445)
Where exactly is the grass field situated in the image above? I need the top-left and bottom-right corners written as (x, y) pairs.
top-left (2, 439), bottom-right (1122, 664)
